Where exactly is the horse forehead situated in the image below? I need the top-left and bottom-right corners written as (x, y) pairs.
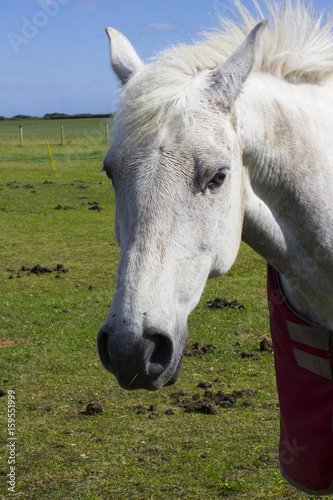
top-left (110, 140), bottom-right (195, 181)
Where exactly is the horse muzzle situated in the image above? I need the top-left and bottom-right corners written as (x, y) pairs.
top-left (97, 325), bottom-right (188, 390)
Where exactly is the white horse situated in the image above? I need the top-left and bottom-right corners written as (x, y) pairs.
top-left (97, 1), bottom-right (333, 494)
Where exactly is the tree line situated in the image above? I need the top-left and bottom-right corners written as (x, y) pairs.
top-left (0, 113), bottom-right (113, 121)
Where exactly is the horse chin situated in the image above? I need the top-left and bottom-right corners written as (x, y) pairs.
top-left (115, 360), bottom-right (183, 391)
top-left (116, 351), bottom-right (185, 391)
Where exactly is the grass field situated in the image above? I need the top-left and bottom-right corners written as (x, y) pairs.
top-left (0, 119), bottom-right (325, 499)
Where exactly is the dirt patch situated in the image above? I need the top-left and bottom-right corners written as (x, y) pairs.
top-left (241, 351), bottom-right (255, 358)
top-left (85, 402), bottom-right (103, 415)
top-left (165, 409), bottom-right (175, 415)
top-left (184, 342), bottom-right (216, 357)
top-left (135, 405), bottom-right (148, 415)
top-left (132, 386), bottom-right (257, 418)
top-left (54, 264), bottom-right (68, 273)
top-left (0, 338), bottom-right (26, 348)
top-left (198, 381), bottom-right (213, 389)
top-left (238, 338), bottom-right (273, 359)
top-left (206, 298), bottom-right (245, 310)
top-left (31, 265), bottom-right (53, 274)
top-left (7, 264), bottom-right (69, 279)
top-left (260, 337), bottom-right (273, 351)
top-left (170, 386), bottom-right (257, 414)
top-left (88, 201), bottom-right (102, 211)
top-left (54, 205), bottom-right (75, 210)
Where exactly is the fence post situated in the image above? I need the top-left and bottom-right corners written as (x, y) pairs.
top-left (19, 125), bottom-right (23, 147)
top-left (105, 124), bottom-right (108, 143)
top-left (61, 125), bottom-right (64, 145)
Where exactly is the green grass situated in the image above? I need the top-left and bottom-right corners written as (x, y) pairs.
top-left (0, 119), bottom-right (327, 499)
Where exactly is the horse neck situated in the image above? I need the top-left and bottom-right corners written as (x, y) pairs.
top-left (238, 73), bottom-right (333, 328)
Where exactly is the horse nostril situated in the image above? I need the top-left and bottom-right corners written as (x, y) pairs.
top-left (145, 331), bottom-right (174, 378)
top-left (97, 327), bottom-right (115, 373)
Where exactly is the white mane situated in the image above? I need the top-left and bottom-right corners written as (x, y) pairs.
top-left (113, 0), bottom-right (333, 145)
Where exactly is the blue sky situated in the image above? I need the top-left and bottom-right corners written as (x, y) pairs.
top-left (1, 0), bottom-right (332, 118)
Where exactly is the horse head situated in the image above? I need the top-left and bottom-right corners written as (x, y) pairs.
top-left (97, 21), bottom-right (266, 390)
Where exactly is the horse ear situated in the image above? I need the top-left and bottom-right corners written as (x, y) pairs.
top-left (211, 20), bottom-right (267, 109)
top-left (105, 27), bottom-right (144, 85)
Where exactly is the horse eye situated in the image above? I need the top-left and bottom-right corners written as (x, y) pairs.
top-left (207, 172), bottom-right (226, 192)
top-left (104, 169), bottom-right (115, 187)
top-left (102, 156), bottom-right (115, 182)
